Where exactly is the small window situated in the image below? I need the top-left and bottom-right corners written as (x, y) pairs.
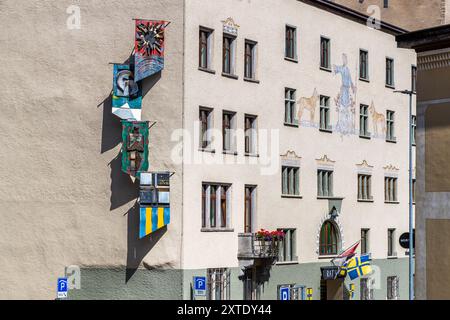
top-left (207, 268), bottom-right (231, 300)
top-left (244, 185), bottom-right (256, 233)
top-left (319, 221), bottom-right (339, 255)
top-left (223, 34), bottom-right (236, 76)
top-left (317, 170), bottom-right (333, 197)
top-left (199, 107), bottom-right (213, 149)
top-left (359, 50), bottom-right (369, 80)
top-left (245, 115), bottom-right (257, 155)
top-left (319, 95), bottom-right (331, 131)
top-left (384, 0), bottom-right (389, 8)
top-left (386, 58), bottom-right (395, 87)
top-left (388, 228), bottom-right (396, 257)
top-left (223, 111), bottom-right (236, 152)
top-left (199, 27), bottom-right (213, 70)
top-left (278, 228), bottom-right (297, 262)
top-left (411, 115), bottom-right (417, 145)
top-left (361, 229), bottom-right (370, 255)
top-left (359, 104), bottom-right (370, 138)
top-left (202, 183), bottom-right (231, 230)
top-left (412, 178), bottom-right (416, 203)
top-left (361, 278), bottom-right (374, 300)
top-left (386, 110), bottom-right (396, 142)
top-left (285, 26), bottom-right (297, 60)
top-left (385, 177), bottom-right (398, 202)
top-left (284, 88), bottom-right (297, 125)
top-left (282, 166), bottom-right (300, 196)
top-left (411, 65), bottom-right (417, 92)
top-left (244, 40), bottom-right (257, 80)
top-left (358, 174), bottom-right (372, 200)
top-left (387, 276), bottom-right (399, 300)
top-left (320, 37), bottom-right (331, 70)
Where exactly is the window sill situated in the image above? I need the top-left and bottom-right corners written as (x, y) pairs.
top-left (386, 138), bottom-right (397, 143)
top-left (319, 128), bottom-right (333, 133)
top-left (284, 122), bottom-right (299, 128)
top-left (222, 72), bottom-right (238, 80)
top-left (243, 77), bottom-right (260, 84)
top-left (284, 56), bottom-right (298, 63)
top-left (387, 255), bottom-right (398, 259)
top-left (276, 261), bottom-right (299, 266)
top-left (357, 198), bottom-right (374, 203)
top-left (244, 153), bottom-right (259, 157)
top-left (385, 84), bottom-right (396, 90)
top-left (317, 196), bottom-right (344, 200)
top-left (318, 255), bottom-right (338, 259)
top-left (320, 66), bottom-right (332, 73)
top-left (385, 201), bottom-right (400, 204)
top-left (281, 194), bottom-right (303, 199)
top-left (201, 228), bottom-right (234, 232)
top-left (359, 77), bottom-right (370, 83)
top-left (198, 148), bottom-right (215, 153)
top-left (222, 150), bottom-right (238, 156)
top-left (359, 134), bottom-right (371, 140)
top-left (198, 67), bottom-right (216, 74)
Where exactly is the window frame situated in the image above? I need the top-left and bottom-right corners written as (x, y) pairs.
top-left (207, 268), bottom-right (231, 300)
top-left (359, 49), bottom-right (369, 81)
top-left (284, 87), bottom-right (298, 126)
top-left (361, 228), bottom-right (370, 255)
top-left (277, 228), bottom-right (297, 263)
top-left (319, 220), bottom-right (339, 256)
top-left (359, 104), bottom-right (370, 138)
top-left (199, 106), bottom-right (213, 151)
top-left (201, 183), bottom-right (232, 231)
top-left (285, 25), bottom-right (297, 61)
top-left (384, 176), bottom-right (398, 203)
top-left (320, 36), bottom-right (331, 70)
top-left (386, 110), bottom-right (396, 142)
top-left (385, 57), bottom-right (395, 88)
top-left (282, 166), bottom-right (300, 196)
top-left (222, 110), bottom-right (237, 154)
top-left (222, 33), bottom-right (237, 78)
top-left (319, 95), bottom-right (332, 132)
top-left (199, 26), bottom-right (214, 72)
top-left (387, 228), bottom-right (396, 257)
top-left (244, 114), bottom-right (258, 155)
top-left (357, 174), bottom-right (373, 201)
top-left (317, 169), bottom-right (334, 198)
top-left (244, 39), bottom-right (258, 81)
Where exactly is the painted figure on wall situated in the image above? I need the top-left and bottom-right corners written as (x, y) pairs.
top-left (369, 101), bottom-right (386, 137)
top-left (333, 54), bottom-right (356, 135)
top-left (297, 88), bottom-right (319, 123)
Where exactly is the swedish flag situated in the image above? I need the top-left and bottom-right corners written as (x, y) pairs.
top-left (343, 254), bottom-right (372, 280)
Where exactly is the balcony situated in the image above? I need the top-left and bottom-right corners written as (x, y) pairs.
top-left (237, 233), bottom-right (280, 260)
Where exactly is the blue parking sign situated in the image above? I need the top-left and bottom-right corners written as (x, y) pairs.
top-left (57, 277), bottom-right (68, 299)
top-left (193, 276), bottom-right (206, 296)
top-left (280, 286), bottom-right (290, 301)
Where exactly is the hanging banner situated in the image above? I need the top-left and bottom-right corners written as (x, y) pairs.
top-left (121, 120), bottom-right (149, 177)
top-left (112, 64), bottom-right (142, 120)
top-left (134, 20), bottom-right (166, 82)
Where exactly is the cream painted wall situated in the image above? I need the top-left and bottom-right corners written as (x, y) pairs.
top-left (182, 0), bottom-right (416, 270)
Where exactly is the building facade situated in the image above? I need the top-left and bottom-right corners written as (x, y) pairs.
top-left (0, 0), bottom-right (416, 299)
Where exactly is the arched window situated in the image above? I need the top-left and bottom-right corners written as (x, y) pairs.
top-left (319, 220), bottom-right (339, 255)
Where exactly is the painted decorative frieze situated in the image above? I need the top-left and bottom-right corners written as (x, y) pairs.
top-left (356, 160), bottom-right (374, 174)
top-left (316, 154), bottom-right (335, 170)
top-left (222, 17), bottom-right (239, 36)
top-left (280, 150), bottom-right (301, 167)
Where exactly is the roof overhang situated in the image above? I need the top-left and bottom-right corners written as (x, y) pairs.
top-left (396, 24), bottom-right (450, 52)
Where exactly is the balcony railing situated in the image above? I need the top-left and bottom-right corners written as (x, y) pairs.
top-left (237, 233), bottom-right (280, 259)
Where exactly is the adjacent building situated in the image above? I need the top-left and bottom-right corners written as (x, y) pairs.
top-left (0, 0), bottom-right (416, 299)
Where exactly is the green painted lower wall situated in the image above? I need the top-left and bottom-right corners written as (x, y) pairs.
top-left (69, 258), bottom-right (409, 300)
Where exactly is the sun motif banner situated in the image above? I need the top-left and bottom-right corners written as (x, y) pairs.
top-left (134, 20), bottom-right (166, 82)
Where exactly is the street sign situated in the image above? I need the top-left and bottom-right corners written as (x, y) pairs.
top-left (57, 277), bottom-right (68, 299)
top-left (321, 266), bottom-right (340, 280)
top-left (280, 286), bottom-right (290, 301)
top-left (193, 276), bottom-right (206, 296)
top-left (399, 231), bottom-right (415, 249)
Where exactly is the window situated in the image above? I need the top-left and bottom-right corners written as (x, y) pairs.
top-left (411, 65), bottom-right (417, 92)
top-left (359, 50), bottom-right (369, 80)
top-left (223, 34), bottom-right (236, 76)
top-left (384, 0), bottom-right (389, 8)
top-left (201, 183), bottom-right (231, 230)
top-left (317, 170), bottom-right (333, 197)
top-left (412, 178), bottom-right (416, 203)
top-left (222, 111), bottom-right (236, 153)
top-left (358, 174), bottom-right (372, 200)
top-left (386, 58), bottom-right (395, 87)
top-left (319, 95), bottom-right (331, 131)
top-left (361, 229), bottom-right (370, 255)
top-left (207, 268), bottom-right (231, 300)
top-left (385, 177), bottom-right (398, 202)
top-left (411, 115), bottom-right (417, 145)
top-left (244, 40), bottom-right (257, 80)
top-left (245, 115), bottom-right (257, 155)
top-left (244, 185), bottom-right (256, 233)
top-left (387, 276), bottom-right (399, 300)
top-left (199, 107), bottom-right (213, 149)
top-left (319, 220), bottom-right (339, 255)
top-left (282, 166), bottom-right (300, 196)
top-left (199, 27), bottom-right (213, 70)
top-left (285, 26), bottom-right (297, 60)
top-left (284, 88), bottom-right (297, 125)
top-left (360, 278), bottom-right (374, 300)
top-left (386, 110), bottom-right (396, 142)
top-left (359, 104), bottom-right (370, 137)
top-left (388, 228), bottom-right (396, 257)
top-left (278, 229), bottom-right (297, 262)
top-left (320, 37), bottom-right (330, 69)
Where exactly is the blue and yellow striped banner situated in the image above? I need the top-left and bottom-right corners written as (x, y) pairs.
top-left (139, 206), bottom-right (170, 238)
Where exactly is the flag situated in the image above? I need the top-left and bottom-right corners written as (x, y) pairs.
top-left (112, 64), bottom-right (142, 120)
top-left (332, 241), bottom-right (360, 267)
top-left (344, 254), bottom-right (372, 280)
top-left (139, 206), bottom-right (170, 238)
top-left (134, 20), bottom-right (167, 82)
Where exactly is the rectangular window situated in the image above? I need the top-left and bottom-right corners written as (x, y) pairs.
top-left (359, 50), bottom-right (369, 80)
top-left (201, 183), bottom-right (231, 230)
top-left (223, 34), bottom-right (236, 75)
top-left (319, 95), bottom-right (331, 131)
top-left (245, 115), bottom-right (257, 155)
top-left (411, 65), bottom-right (417, 92)
top-left (359, 104), bottom-right (370, 137)
top-left (412, 178), bottom-right (416, 203)
top-left (387, 276), bottom-right (399, 300)
top-left (320, 37), bottom-right (330, 69)
top-left (244, 185), bottom-right (256, 233)
top-left (360, 278), bottom-right (374, 300)
top-left (384, 177), bottom-right (398, 202)
top-left (317, 170), bottom-right (333, 197)
top-left (207, 268), bottom-right (231, 300)
top-left (411, 115), bottom-right (417, 145)
top-left (244, 40), bottom-right (257, 79)
top-left (199, 107), bottom-right (213, 149)
top-left (386, 58), bottom-right (395, 87)
top-left (361, 229), bottom-right (370, 255)
top-left (282, 166), bottom-right (300, 196)
top-left (388, 228), bottom-right (396, 257)
top-left (285, 26), bottom-right (297, 60)
top-left (222, 111), bottom-right (236, 152)
top-left (358, 174), bottom-right (372, 200)
top-left (386, 110), bottom-right (396, 142)
top-left (199, 27), bottom-right (213, 70)
top-left (384, 0), bottom-right (389, 8)
top-left (284, 88), bottom-right (297, 125)
top-left (278, 229), bottom-right (297, 262)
